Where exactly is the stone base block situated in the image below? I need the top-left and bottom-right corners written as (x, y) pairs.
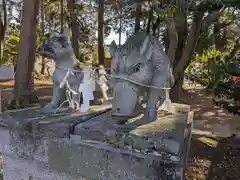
top-left (1, 104), bottom-right (193, 180)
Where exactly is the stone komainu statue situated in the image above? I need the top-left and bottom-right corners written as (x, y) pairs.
top-left (109, 31), bottom-right (174, 122)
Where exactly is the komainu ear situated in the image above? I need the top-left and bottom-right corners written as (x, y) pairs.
top-left (109, 40), bottom-right (117, 57)
top-left (140, 36), bottom-right (152, 61)
top-left (140, 36), bottom-right (149, 55)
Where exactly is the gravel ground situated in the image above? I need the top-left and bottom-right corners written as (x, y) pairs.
top-left (186, 135), bottom-right (240, 180)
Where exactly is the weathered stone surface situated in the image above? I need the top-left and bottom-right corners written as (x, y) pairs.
top-left (3, 136), bottom-right (181, 180)
top-left (1, 103), bottom-right (193, 180)
top-left (2, 105), bottom-right (111, 160)
top-left (3, 105), bottom-right (111, 133)
top-left (47, 138), bottom-right (167, 180)
top-left (0, 126), bottom-right (9, 152)
top-left (3, 151), bottom-right (87, 180)
top-left (47, 137), bottom-right (183, 180)
top-left (74, 104), bottom-right (191, 156)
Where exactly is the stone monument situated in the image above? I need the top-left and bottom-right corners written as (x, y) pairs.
top-left (109, 31), bottom-right (175, 123)
top-left (1, 31), bottom-right (193, 180)
top-left (37, 28), bottom-right (110, 114)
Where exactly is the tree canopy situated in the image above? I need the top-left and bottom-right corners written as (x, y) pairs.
top-left (1, 0), bottom-right (240, 105)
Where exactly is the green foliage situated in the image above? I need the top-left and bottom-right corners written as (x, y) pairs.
top-left (186, 49), bottom-right (228, 88)
top-left (195, 50), bottom-right (222, 63)
top-left (1, 0), bottom-right (240, 72)
top-left (1, 30), bottom-right (20, 65)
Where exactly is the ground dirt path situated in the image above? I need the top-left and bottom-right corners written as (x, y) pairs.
top-left (181, 82), bottom-right (240, 138)
top-left (181, 82), bottom-right (240, 180)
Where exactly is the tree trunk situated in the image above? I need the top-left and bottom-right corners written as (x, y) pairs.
top-left (60, 0), bottom-right (64, 33)
top-left (40, 0), bottom-right (45, 74)
top-left (165, 17), bottom-right (178, 65)
top-left (0, 0), bottom-right (7, 40)
top-left (0, 0), bottom-right (7, 59)
top-left (10, 0), bottom-right (40, 108)
top-left (167, 10), bottom-right (223, 101)
top-left (173, 13), bottom-right (204, 80)
top-left (170, 72), bottom-right (184, 103)
top-left (98, 0), bottom-right (104, 65)
top-left (40, 57), bottom-right (45, 74)
top-left (134, 3), bottom-right (141, 32)
top-left (173, 11), bottom-right (187, 69)
top-left (214, 24), bottom-right (227, 52)
top-left (27, 33), bottom-right (39, 103)
top-left (169, 13), bottom-right (203, 102)
top-left (68, 0), bottom-right (79, 59)
top-left (118, 7), bottom-right (122, 46)
top-left (146, 7), bottom-right (153, 34)
top-left (0, 42), bottom-right (2, 61)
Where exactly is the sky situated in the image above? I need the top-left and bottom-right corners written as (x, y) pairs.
top-left (99, 31), bottom-right (127, 45)
top-left (10, 2), bottom-right (127, 46)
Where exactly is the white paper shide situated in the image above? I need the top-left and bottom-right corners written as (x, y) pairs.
top-left (79, 69), bottom-right (95, 112)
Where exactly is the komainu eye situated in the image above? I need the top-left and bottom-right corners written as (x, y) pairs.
top-left (127, 63), bottom-right (142, 74)
top-left (134, 63), bottom-right (141, 72)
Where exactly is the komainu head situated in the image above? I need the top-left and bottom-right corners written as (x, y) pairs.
top-left (38, 28), bottom-right (74, 60)
top-left (109, 31), bottom-right (173, 118)
top-left (109, 33), bottom-right (155, 117)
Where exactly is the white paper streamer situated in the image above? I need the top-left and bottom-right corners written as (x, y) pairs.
top-left (158, 89), bottom-right (176, 113)
top-left (59, 69), bottom-right (77, 95)
top-left (59, 69), bottom-right (70, 88)
top-left (79, 69), bottom-right (95, 112)
top-left (97, 73), bottom-right (109, 101)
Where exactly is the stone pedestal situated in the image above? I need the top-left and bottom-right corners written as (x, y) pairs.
top-left (1, 104), bottom-right (192, 180)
